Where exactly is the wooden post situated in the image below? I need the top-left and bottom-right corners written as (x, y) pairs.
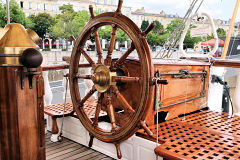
top-left (0, 67), bottom-right (46, 160)
top-left (221, 0), bottom-right (240, 59)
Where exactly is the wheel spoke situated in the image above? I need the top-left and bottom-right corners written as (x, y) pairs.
top-left (93, 93), bottom-right (104, 126)
top-left (80, 48), bottom-right (96, 67)
top-left (112, 86), bottom-right (135, 113)
top-left (114, 42), bottom-right (135, 67)
top-left (105, 25), bottom-right (118, 65)
top-left (94, 31), bottom-right (103, 64)
top-left (111, 76), bottom-right (141, 83)
top-left (106, 93), bottom-right (117, 130)
top-left (79, 86), bottom-right (96, 108)
top-left (74, 74), bottom-right (92, 79)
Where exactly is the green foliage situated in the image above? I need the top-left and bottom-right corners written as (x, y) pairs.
top-left (147, 32), bottom-right (168, 46)
top-left (9, 0), bottom-right (26, 25)
top-left (183, 30), bottom-right (201, 48)
top-left (140, 20), bottom-right (149, 31)
top-left (0, 0), bottom-right (34, 28)
top-left (50, 6), bottom-right (90, 40)
top-left (152, 20), bottom-right (164, 34)
top-left (207, 33), bottom-right (214, 40)
top-left (29, 13), bottom-right (54, 38)
top-left (217, 28), bottom-right (226, 38)
top-left (58, 4), bottom-right (76, 22)
top-left (98, 26), bottom-right (112, 41)
top-left (166, 19), bottom-right (183, 33)
top-left (0, 1), bottom-right (5, 27)
top-left (116, 29), bottom-right (128, 42)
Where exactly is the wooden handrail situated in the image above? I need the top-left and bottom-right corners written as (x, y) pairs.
top-left (41, 63), bottom-right (91, 71)
top-left (212, 59), bottom-right (240, 68)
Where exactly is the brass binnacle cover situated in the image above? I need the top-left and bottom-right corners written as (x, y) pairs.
top-left (0, 23), bottom-right (40, 66)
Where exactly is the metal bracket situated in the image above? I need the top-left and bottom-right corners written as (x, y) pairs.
top-left (155, 69), bottom-right (208, 110)
top-left (21, 67), bottom-right (40, 90)
top-left (158, 69), bottom-right (207, 79)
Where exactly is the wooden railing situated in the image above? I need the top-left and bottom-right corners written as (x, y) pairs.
top-left (40, 58), bottom-right (240, 116)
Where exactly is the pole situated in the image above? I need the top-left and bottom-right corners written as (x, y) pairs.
top-left (221, 0), bottom-right (240, 59)
top-left (6, 0), bottom-right (10, 24)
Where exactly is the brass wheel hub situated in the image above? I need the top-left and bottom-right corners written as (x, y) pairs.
top-left (91, 65), bottom-right (116, 93)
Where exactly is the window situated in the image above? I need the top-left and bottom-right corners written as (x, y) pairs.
top-left (98, 9), bottom-right (101, 13)
top-left (96, 0), bottom-right (100, 3)
top-left (111, 0), bottom-right (114, 5)
top-left (44, 4), bottom-right (47, 10)
top-left (29, 2), bottom-right (32, 9)
top-left (104, 0), bottom-right (107, 4)
top-left (20, 1), bottom-right (23, 8)
top-left (36, 3), bottom-right (40, 10)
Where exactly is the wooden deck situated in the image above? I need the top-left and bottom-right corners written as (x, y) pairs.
top-left (45, 132), bottom-right (115, 160)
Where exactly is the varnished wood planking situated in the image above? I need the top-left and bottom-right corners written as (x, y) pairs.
top-left (45, 132), bottom-right (115, 160)
top-left (48, 147), bottom-right (89, 160)
top-left (46, 143), bottom-right (80, 156)
top-left (0, 67), bottom-right (45, 160)
top-left (0, 67), bottom-right (20, 160)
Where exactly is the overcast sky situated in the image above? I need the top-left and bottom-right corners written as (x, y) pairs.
top-left (125, 0), bottom-right (240, 21)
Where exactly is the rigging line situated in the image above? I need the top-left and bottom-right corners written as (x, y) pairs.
top-left (155, 0), bottom-right (199, 59)
top-left (155, 78), bottom-right (160, 160)
top-left (194, 0), bottom-right (204, 14)
top-left (59, 76), bottom-right (69, 139)
top-left (167, 0), bottom-right (205, 58)
top-left (182, 78), bottom-right (189, 121)
top-left (165, 0), bottom-right (202, 58)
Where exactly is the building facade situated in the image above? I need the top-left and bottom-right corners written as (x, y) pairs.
top-left (15, 0), bottom-right (131, 17)
top-left (15, 0), bottom-right (230, 35)
top-left (131, 7), bottom-right (231, 35)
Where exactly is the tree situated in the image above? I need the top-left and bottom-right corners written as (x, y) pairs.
top-left (29, 13), bottom-right (54, 39)
top-left (72, 10), bottom-right (90, 37)
top-left (217, 28), bottom-right (226, 38)
top-left (50, 6), bottom-right (91, 50)
top-left (10, 0), bottom-right (34, 28)
top-left (140, 20), bottom-right (149, 31)
top-left (166, 19), bottom-right (183, 33)
top-left (183, 30), bottom-right (201, 48)
top-left (0, 0), bottom-right (34, 28)
top-left (0, 0), bottom-right (5, 27)
top-left (58, 4), bottom-right (76, 22)
top-left (152, 20), bottom-right (164, 34)
top-left (98, 26), bottom-right (112, 41)
top-left (116, 29), bottom-right (128, 43)
top-left (147, 32), bottom-right (168, 46)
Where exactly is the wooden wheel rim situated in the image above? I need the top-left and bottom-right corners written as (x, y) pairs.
top-left (69, 12), bottom-right (154, 143)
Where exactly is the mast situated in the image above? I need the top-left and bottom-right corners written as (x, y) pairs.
top-left (221, 0), bottom-right (240, 59)
top-left (6, 0), bottom-right (10, 24)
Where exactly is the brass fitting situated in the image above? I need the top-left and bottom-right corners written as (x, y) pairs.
top-left (0, 23), bottom-right (40, 66)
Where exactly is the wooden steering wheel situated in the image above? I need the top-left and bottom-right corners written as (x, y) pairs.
top-left (69, 0), bottom-right (155, 158)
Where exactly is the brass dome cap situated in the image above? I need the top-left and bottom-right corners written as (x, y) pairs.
top-left (0, 23), bottom-right (40, 66)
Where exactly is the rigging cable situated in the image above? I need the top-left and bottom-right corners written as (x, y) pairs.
top-left (154, 0), bottom-right (205, 59)
top-left (58, 76), bottom-right (69, 141)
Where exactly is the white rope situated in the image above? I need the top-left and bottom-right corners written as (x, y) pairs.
top-left (58, 77), bottom-right (69, 140)
top-left (155, 78), bottom-right (160, 160)
top-left (182, 78), bottom-right (189, 121)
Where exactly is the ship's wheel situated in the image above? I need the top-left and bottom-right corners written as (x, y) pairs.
top-left (69, 0), bottom-right (155, 158)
